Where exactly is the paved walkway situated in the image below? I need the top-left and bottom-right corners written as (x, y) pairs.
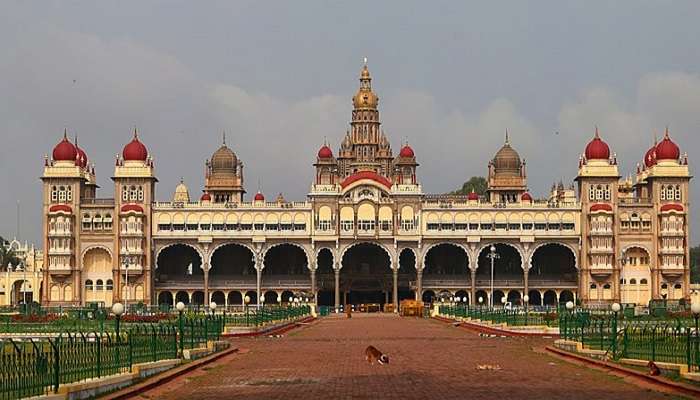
top-left (141, 314), bottom-right (678, 399)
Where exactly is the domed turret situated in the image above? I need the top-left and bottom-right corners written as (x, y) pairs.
top-left (399, 144), bottom-right (415, 158)
top-left (173, 179), bottom-right (190, 202)
top-left (52, 130), bottom-right (77, 162)
top-left (521, 192), bottom-right (533, 201)
top-left (584, 127), bottom-right (610, 160)
top-left (123, 129), bottom-right (148, 161)
top-left (655, 128), bottom-right (680, 161)
top-left (318, 144), bottom-right (333, 159)
top-left (200, 192), bottom-right (211, 202)
top-left (211, 144), bottom-right (237, 173)
top-left (352, 63), bottom-right (379, 110)
top-left (644, 139), bottom-right (657, 168)
top-left (254, 191), bottom-right (265, 202)
top-left (492, 133), bottom-right (522, 175)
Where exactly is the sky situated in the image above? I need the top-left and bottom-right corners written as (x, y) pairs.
top-left (1, 1), bottom-right (699, 245)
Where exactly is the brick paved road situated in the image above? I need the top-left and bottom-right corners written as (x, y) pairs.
top-left (142, 314), bottom-right (678, 400)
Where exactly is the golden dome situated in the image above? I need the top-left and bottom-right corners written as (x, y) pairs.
top-left (353, 64), bottom-right (378, 109)
top-left (492, 134), bottom-right (522, 175)
top-left (173, 179), bottom-right (190, 202)
top-left (211, 144), bottom-right (237, 174)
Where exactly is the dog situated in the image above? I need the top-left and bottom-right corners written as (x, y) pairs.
top-left (647, 361), bottom-right (661, 376)
top-left (365, 345), bottom-right (389, 365)
top-left (346, 306), bottom-right (352, 318)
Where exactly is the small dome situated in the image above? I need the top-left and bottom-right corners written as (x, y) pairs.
top-left (584, 128), bottom-right (610, 160)
top-left (123, 130), bottom-right (148, 161)
top-left (643, 143), bottom-right (657, 168)
top-left (492, 139), bottom-right (521, 175)
top-left (254, 191), bottom-right (265, 201)
top-left (521, 192), bottom-right (533, 201)
top-left (75, 145), bottom-right (88, 168)
top-left (318, 145), bottom-right (333, 159)
top-left (655, 130), bottom-right (680, 161)
top-left (352, 64), bottom-right (379, 109)
top-left (173, 179), bottom-right (190, 202)
top-left (200, 192), bottom-right (211, 201)
top-left (52, 132), bottom-right (77, 162)
top-left (467, 191), bottom-right (479, 201)
top-left (399, 144), bottom-right (415, 158)
top-left (211, 145), bottom-right (237, 173)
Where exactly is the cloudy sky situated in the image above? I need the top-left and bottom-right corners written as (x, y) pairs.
top-left (1, 1), bottom-right (699, 245)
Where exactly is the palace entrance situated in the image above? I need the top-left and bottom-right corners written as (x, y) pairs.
top-left (340, 243), bottom-right (392, 307)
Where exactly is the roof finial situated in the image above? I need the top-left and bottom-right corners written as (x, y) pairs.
top-left (363, 56), bottom-right (368, 66)
top-left (180, 176), bottom-right (184, 184)
top-left (63, 128), bottom-right (68, 139)
top-left (594, 125), bottom-right (599, 138)
top-left (505, 129), bottom-right (510, 145)
top-left (223, 130), bottom-right (227, 145)
top-left (664, 125), bottom-right (670, 138)
top-left (133, 126), bottom-right (138, 139)
top-left (653, 130), bottom-right (658, 145)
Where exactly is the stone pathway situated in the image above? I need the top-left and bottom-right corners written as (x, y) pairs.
top-left (141, 313), bottom-right (679, 399)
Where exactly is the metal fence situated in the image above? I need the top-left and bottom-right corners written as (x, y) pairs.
top-left (439, 305), bottom-right (560, 327)
top-left (221, 305), bottom-right (310, 327)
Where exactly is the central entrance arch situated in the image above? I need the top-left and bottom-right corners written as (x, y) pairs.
top-left (340, 243), bottom-right (392, 307)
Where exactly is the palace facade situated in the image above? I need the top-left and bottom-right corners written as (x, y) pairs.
top-left (40, 64), bottom-right (692, 309)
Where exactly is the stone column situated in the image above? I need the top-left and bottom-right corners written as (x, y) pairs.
top-left (392, 269), bottom-right (399, 311)
top-left (523, 267), bottom-right (529, 305)
top-left (203, 262), bottom-right (210, 307)
top-left (334, 268), bottom-right (340, 311)
top-left (310, 269), bottom-right (317, 304)
top-left (256, 262), bottom-right (262, 308)
top-left (416, 269), bottom-right (423, 301)
top-left (470, 269), bottom-right (477, 305)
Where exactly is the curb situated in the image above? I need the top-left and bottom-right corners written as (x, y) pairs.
top-left (433, 316), bottom-right (559, 338)
top-left (545, 346), bottom-right (700, 399)
top-left (101, 345), bottom-right (239, 400)
top-left (221, 316), bottom-right (317, 338)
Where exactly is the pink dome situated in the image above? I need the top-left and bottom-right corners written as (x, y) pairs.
top-left (655, 130), bottom-right (680, 161)
top-left (52, 132), bottom-right (77, 162)
top-left (584, 128), bottom-right (610, 160)
top-left (254, 192), bottom-right (265, 201)
top-left (643, 144), bottom-right (657, 168)
top-left (318, 145), bottom-right (333, 159)
top-left (122, 130), bottom-right (148, 161)
top-left (75, 145), bottom-right (88, 168)
top-left (399, 144), bottom-right (415, 158)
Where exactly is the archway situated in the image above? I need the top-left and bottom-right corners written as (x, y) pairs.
top-left (264, 291), bottom-right (278, 304)
top-left (476, 244), bottom-right (523, 288)
top-left (507, 290), bottom-right (521, 305)
top-left (315, 248), bottom-right (334, 306)
top-left (175, 291), bottom-right (189, 305)
top-left (210, 243), bottom-right (255, 287)
top-left (191, 291), bottom-right (205, 305)
top-left (423, 244), bottom-right (469, 294)
top-left (559, 290), bottom-right (575, 304)
top-left (493, 289), bottom-right (506, 306)
top-left (281, 290), bottom-right (295, 304)
top-left (263, 244), bottom-right (309, 287)
top-left (244, 290), bottom-right (258, 305)
top-left (422, 290), bottom-right (436, 304)
top-left (398, 248), bottom-right (417, 301)
top-left (527, 290), bottom-right (542, 306)
top-left (11, 280), bottom-right (32, 305)
top-left (455, 289), bottom-right (469, 304)
top-left (341, 243), bottom-right (392, 306)
top-left (228, 291), bottom-right (242, 306)
top-left (157, 291), bottom-right (173, 306)
top-left (156, 244), bottom-right (202, 286)
top-left (543, 290), bottom-right (557, 306)
top-left (83, 247), bottom-right (113, 306)
top-left (211, 291), bottom-right (225, 306)
top-left (620, 246), bottom-right (651, 305)
top-left (529, 243), bottom-right (577, 285)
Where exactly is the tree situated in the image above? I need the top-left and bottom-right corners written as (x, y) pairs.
top-left (0, 236), bottom-right (20, 271)
top-left (690, 245), bottom-right (700, 284)
top-left (449, 176), bottom-right (487, 196)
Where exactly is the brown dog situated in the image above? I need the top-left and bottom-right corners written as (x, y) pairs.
top-left (365, 345), bottom-right (389, 365)
top-left (648, 361), bottom-right (661, 376)
top-left (346, 306), bottom-right (352, 318)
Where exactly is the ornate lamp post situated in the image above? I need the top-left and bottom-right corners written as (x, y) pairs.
top-left (176, 301), bottom-right (185, 355)
top-left (523, 294), bottom-right (529, 325)
top-left (244, 295), bottom-right (251, 326)
top-left (691, 299), bottom-right (700, 367)
top-left (611, 302), bottom-right (621, 355)
top-left (112, 302), bottom-right (125, 339)
top-left (565, 300), bottom-right (574, 340)
top-left (486, 245), bottom-right (500, 308)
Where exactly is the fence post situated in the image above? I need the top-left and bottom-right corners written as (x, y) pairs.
top-left (151, 325), bottom-right (157, 362)
top-left (96, 332), bottom-right (101, 377)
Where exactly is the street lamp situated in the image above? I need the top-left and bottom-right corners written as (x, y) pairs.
top-left (501, 296), bottom-right (507, 308)
top-left (112, 302), bottom-right (125, 339)
top-left (611, 302), bottom-right (621, 355)
top-left (209, 301), bottom-right (217, 315)
top-left (523, 295), bottom-right (530, 325)
top-left (486, 245), bottom-right (500, 308)
top-left (176, 301), bottom-right (185, 354)
top-left (691, 301), bottom-right (700, 366)
top-left (244, 295), bottom-right (251, 326)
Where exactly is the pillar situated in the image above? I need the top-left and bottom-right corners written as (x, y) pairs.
top-left (416, 269), bottom-right (423, 302)
top-left (310, 269), bottom-right (317, 304)
top-left (385, 290), bottom-right (389, 304)
top-left (203, 263), bottom-right (210, 306)
top-left (334, 268), bottom-right (340, 311)
top-left (523, 267), bottom-right (529, 304)
top-left (470, 269), bottom-right (476, 306)
top-left (392, 269), bottom-right (398, 311)
top-left (256, 263), bottom-right (262, 308)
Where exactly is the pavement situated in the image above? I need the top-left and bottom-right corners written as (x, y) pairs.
top-left (139, 313), bottom-right (679, 400)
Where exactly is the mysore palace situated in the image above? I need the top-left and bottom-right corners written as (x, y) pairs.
top-left (39, 63), bottom-right (692, 310)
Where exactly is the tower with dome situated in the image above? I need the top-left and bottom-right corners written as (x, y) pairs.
top-left (38, 63), bottom-right (691, 310)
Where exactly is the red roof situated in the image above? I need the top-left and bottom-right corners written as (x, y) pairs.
top-left (399, 144), bottom-right (415, 158)
top-left (660, 203), bottom-right (683, 212)
top-left (584, 128), bottom-right (611, 160)
top-left (644, 144), bottom-right (657, 168)
top-left (123, 131), bottom-right (148, 161)
top-left (317, 145), bottom-right (333, 159)
top-left (200, 192), bottom-right (211, 201)
top-left (121, 204), bottom-right (144, 213)
top-left (340, 171), bottom-right (392, 189)
top-left (655, 130), bottom-right (680, 161)
top-left (75, 146), bottom-right (88, 168)
top-left (254, 192), bottom-right (265, 201)
top-left (521, 192), bottom-right (532, 201)
top-left (48, 204), bottom-right (72, 213)
top-left (52, 134), bottom-right (77, 162)
top-left (590, 203), bottom-right (613, 212)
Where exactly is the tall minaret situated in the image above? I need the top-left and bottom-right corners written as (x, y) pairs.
top-left (337, 59), bottom-right (393, 177)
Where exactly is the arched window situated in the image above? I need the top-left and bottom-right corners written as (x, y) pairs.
top-left (95, 279), bottom-right (104, 290)
top-left (106, 279), bottom-right (113, 290)
top-left (51, 186), bottom-right (58, 202)
top-left (589, 283), bottom-right (597, 289)
top-left (85, 280), bottom-right (93, 290)
top-left (629, 278), bottom-right (637, 285)
top-left (122, 185), bottom-right (129, 201)
top-left (603, 283), bottom-right (611, 289)
top-left (674, 283), bottom-right (682, 290)
top-left (640, 279), bottom-right (648, 285)
top-left (661, 283), bottom-right (668, 290)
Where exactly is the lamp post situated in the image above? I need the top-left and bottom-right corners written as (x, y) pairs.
top-left (611, 302), bottom-right (621, 356)
top-left (523, 294), bottom-right (529, 325)
top-left (122, 254), bottom-right (132, 308)
top-left (565, 300), bottom-right (574, 340)
top-left (112, 302), bottom-right (125, 339)
top-left (691, 300), bottom-right (700, 368)
top-left (176, 301), bottom-right (185, 355)
top-left (486, 245), bottom-right (500, 308)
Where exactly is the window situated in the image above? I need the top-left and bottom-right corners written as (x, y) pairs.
top-left (341, 221), bottom-right (354, 232)
top-left (629, 278), bottom-right (637, 284)
top-left (358, 220), bottom-right (375, 231)
top-left (522, 223), bottom-right (533, 230)
top-left (590, 284), bottom-right (597, 289)
top-left (85, 280), bottom-right (93, 290)
top-left (562, 223), bottom-right (575, 230)
top-left (534, 223), bottom-right (546, 230)
top-left (640, 279), bottom-right (648, 285)
top-left (293, 223), bottom-right (306, 231)
top-left (675, 185), bottom-right (681, 201)
top-left (480, 223), bottom-right (493, 230)
top-left (158, 224), bottom-right (172, 231)
top-left (95, 280), bottom-right (104, 290)
top-left (596, 185), bottom-right (603, 200)
top-left (589, 186), bottom-right (595, 200)
top-left (122, 186), bottom-right (129, 201)
top-left (58, 186), bottom-right (67, 202)
top-left (674, 283), bottom-right (682, 290)
top-left (51, 186), bottom-right (58, 202)
top-left (603, 283), bottom-right (611, 289)
top-left (106, 280), bottom-right (113, 290)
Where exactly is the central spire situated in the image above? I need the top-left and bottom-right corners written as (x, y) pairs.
top-left (353, 61), bottom-right (378, 110)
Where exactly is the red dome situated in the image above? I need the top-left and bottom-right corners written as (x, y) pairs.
top-left (467, 191), bottom-right (479, 201)
top-left (521, 192), bottom-right (532, 201)
top-left (584, 128), bottom-right (610, 160)
top-left (254, 192), bottom-right (265, 201)
top-left (123, 130), bottom-right (148, 161)
top-left (655, 130), bottom-right (680, 161)
top-left (318, 145), bottom-right (333, 159)
top-left (200, 192), bottom-right (211, 201)
top-left (75, 146), bottom-right (88, 168)
top-left (52, 132), bottom-right (77, 162)
top-left (643, 144), bottom-right (657, 168)
top-left (399, 144), bottom-right (415, 158)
